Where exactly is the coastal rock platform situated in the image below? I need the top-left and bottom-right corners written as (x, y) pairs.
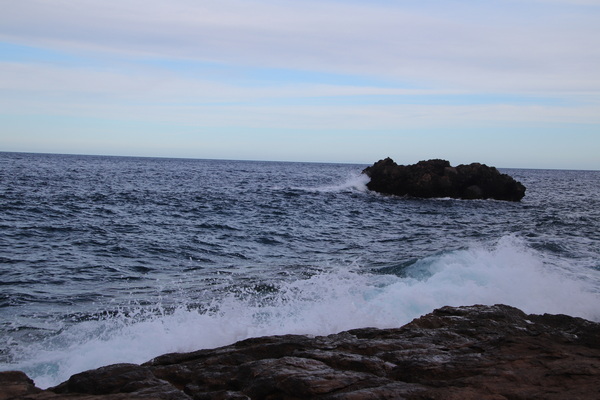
top-left (363, 158), bottom-right (526, 201)
top-left (2, 304), bottom-right (599, 399)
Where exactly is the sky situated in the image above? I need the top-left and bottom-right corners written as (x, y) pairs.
top-left (1, 0), bottom-right (599, 169)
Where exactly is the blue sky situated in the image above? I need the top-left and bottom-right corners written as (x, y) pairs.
top-left (1, 0), bottom-right (599, 169)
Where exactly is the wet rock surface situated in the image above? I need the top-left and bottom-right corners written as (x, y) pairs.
top-left (363, 158), bottom-right (526, 201)
top-left (0, 372), bottom-right (40, 400)
top-left (3, 304), bottom-right (599, 399)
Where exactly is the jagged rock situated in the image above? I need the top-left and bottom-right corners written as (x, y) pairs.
top-left (363, 158), bottom-right (526, 201)
top-left (3, 304), bottom-right (599, 399)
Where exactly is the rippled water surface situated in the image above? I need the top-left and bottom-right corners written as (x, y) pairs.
top-left (1, 152), bottom-right (599, 387)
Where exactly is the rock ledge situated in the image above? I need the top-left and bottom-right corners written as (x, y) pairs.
top-left (2, 304), bottom-right (599, 399)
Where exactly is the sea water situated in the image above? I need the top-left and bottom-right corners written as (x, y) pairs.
top-left (1, 152), bottom-right (599, 388)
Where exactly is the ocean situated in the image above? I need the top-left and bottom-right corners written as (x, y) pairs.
top-left (1, 152), bottom-right (599, 389)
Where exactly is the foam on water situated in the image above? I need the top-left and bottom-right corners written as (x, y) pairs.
top-left (293, 172), bottom-right (370, 193)
top-left (5, 236), bottom-right (599, 389)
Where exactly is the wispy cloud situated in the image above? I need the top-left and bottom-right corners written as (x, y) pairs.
top-left (1, 0), bottom-right (599, 168)
top-left (2, 0), bottom-right (598, 92)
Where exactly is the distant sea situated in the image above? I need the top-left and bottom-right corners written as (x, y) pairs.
top-left (1, 152), bottom-right (599, 388)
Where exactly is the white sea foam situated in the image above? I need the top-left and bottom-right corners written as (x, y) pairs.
top-left (295, 172), bottom-right (370, 193)
top-left (8, 236), bottom-right (600, 388)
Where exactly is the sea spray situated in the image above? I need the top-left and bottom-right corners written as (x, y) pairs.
top-left (286, 171), bottom-right (370, 193)
top-left (7, 236), bottom-right (599, 388)
top-left (377, 235), bottom-right (600, 320)
top-left (2, 155), bottom-right (599, 389)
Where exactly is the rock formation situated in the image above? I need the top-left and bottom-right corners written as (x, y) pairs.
top-left (2, 304), bottom-right (599, 399)
top-left (363, 158), bottom-right (526, 201)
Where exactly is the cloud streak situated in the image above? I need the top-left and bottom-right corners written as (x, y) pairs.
top-left (1, 0), bottom-right (599, 168)
top-left (3, 0), bottom-right (599, 91)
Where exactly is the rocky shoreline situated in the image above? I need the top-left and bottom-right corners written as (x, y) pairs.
top-left (2, 304), bottom-right (599, 399)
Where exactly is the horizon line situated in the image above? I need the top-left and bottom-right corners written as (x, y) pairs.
top-left (2, 150), bottom-right (598, 172)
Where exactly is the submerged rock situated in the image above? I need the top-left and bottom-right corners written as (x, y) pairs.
top-left (3, 304), bottom-right (599, 399)
top-left (363, 158), bottom-right (526, 201)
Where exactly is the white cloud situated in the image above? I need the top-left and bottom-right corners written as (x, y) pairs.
top-left (1, 0), bottom-right (599, 168)
top-left (1, 0), bottom-right (599, 93)
top-left (0, 61), bottom-right (470, 105)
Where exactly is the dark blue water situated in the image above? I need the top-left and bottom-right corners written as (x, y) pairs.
top-left (1, 152), bottom-right (599, 387)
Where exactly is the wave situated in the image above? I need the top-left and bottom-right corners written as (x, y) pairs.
top-left (290, 172), bottom-right (370, 194)
top-left (4, 236), bottom-right (599, 389)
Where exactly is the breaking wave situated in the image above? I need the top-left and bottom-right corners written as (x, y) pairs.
top-left (6, 236), bottom-right (599, 389)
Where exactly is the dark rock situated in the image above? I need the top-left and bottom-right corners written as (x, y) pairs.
top-left (5, 304), bottom-right (600, 399)
top-left (363, 158), bottom-right (526, 201)
top-left (51, 363), bottom-right (188, 398)
top-left (0, 371), bottom-right (40, 400)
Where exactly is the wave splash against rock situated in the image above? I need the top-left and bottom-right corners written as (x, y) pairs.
top-left (363, 158), bottom-right (526, 201)
top-left (2, 304), bottom-right (599, 399)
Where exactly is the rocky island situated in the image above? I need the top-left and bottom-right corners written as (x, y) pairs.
top-left (2, 304), bottom-right (599, 399)
top-left (363, 158), bottom-right (526, 201)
